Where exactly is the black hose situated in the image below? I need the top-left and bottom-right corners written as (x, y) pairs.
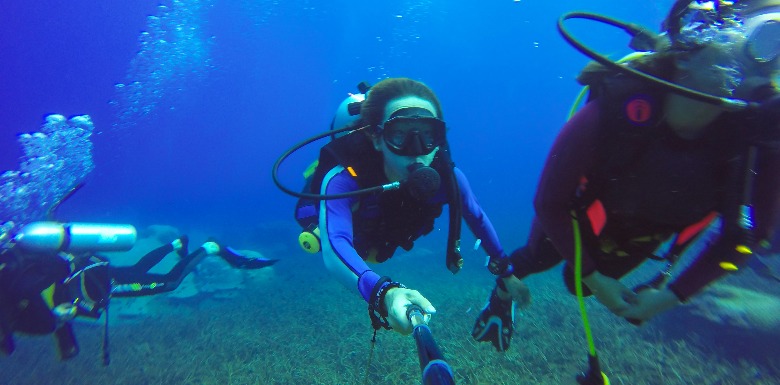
top-left (557, 12), bottom-right (757, 112)
top-left (271, 125), bottom-right (398, 200)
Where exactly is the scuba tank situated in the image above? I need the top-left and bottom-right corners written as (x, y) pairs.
top-left (14, 221), bottom-right (137, 253)
top-left (298, 225), bottom-right (321, 253)
top-left (296, 83), bottom-right (370, 254)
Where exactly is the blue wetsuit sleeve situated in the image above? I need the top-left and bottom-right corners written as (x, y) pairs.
top-left (455, 168), bottom-right (507, 260)
top-left (319, 166), bottom-right (380, 302)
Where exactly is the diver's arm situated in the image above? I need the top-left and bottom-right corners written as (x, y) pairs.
top-left (666, 233), bottom-right (733, 302)
top-left (533, 101), bottom-right (603, 276)
top-left (319, 167), bottom-right (380, 302)
top-left (456, 168), bottom-right (506, 260)
top-left (669, 143), bottom-right (780, 301)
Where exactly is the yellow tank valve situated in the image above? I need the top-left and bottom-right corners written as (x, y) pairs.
top-left (298, 226), bottom-right (321, 253)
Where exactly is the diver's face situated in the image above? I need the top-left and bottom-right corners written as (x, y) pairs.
top-left (675, 35), bottom-right (748, 97)
top-left (743, 9), bottom-right (780, 65)
top-left (374, 96), bottom-right (440, 182)
top-left (674, 8), bottom-right (780, 97)
top-left (669, 30), bottom-right (753, 138)
top-left (738, 10), bottom-right (780, 93)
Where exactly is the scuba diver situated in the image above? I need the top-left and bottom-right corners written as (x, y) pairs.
top-left (473, 0), bottom-right (780, 353)
top-left (0, 221), bottom-right (277, 363)
top-left (274, 77), bottom-right (518, 339)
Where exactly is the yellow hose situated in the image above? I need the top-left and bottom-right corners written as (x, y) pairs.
top-left (572, 212), bottom-right (597, 355)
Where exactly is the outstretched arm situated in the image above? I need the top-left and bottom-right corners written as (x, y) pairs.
top-left (319, 166), bottom-right (380, 302)
top-left (456, 167), bottom-right (507, 263)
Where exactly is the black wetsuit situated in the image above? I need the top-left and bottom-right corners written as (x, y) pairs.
top-left (511, 74), bottom-right (780, 301)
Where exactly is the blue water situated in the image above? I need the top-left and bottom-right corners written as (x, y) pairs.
top-left (6, 1), bottom-right (779, 384)
top-left (0, 0), bottom-right (671, 239)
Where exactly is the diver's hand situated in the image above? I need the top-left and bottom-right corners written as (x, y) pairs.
top-left (582, 271), bottom-right (637, 316)
top-left (384, 287), bottom-right (436, 335)
top-left (621, 287), bottom-right (680, 323)
top-left (500, 276), bottom-right (531, 307)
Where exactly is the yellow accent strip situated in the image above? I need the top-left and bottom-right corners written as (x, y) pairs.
top-left (719, 262), bottom-right (739, 271)
top-left (346, 166), bottom-right (358, 177)
top-left (569, 87), bottom-right (590, 120)
top-left (80, 274), bottom-right (94, 302)
top-left (303, 160), bottom-right (319, 179)
top-left (365, 248), bottom-right (379, 263)
top-left (735, 245), bottom-right (752, 254)
top-left (42, 283), bottom-right (56, 309)
top-left (567, 51), bottom-right (653, 121)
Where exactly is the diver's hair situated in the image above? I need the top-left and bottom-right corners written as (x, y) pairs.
top-left (739, 0), bottom-right (780, 16)
top-left (661, 0), bottom-right (774, 36)
top-left (576, 50), bottom-right (677, 87)
top-left (360, 78), bottom-right (443, 128)
top-left (579, 0), bottom-right (769, 87)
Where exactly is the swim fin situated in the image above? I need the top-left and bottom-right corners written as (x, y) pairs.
top-left (472, 287), bottom-right (515, 352)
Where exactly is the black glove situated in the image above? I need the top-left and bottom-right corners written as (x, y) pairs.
top-left (472, 286), bottom-right (514, 352)
top-left (487, 255), bottom-right (513, 277)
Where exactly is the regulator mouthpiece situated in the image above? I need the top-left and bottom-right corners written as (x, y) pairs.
top-left (406, 163), bottom-right (441, 201)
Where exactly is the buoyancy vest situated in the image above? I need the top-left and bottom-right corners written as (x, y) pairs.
top-left (300, 132), bottom-right (452, 262)
top-left (579, 73), bottom-right (751, 241)
top-left (0, 249), bottom-right (71, 336)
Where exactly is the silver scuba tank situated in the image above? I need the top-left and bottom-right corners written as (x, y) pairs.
top-left (14, 221), bottom-right (137, 253)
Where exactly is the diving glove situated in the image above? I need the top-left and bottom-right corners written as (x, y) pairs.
top-left (472, 287), bottom-right (515, 352)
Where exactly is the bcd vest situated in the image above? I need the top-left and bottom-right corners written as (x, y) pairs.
top-left (297, 132), bottom-right (452, 262)
top-left (579, 73), bottom-right (751, 242)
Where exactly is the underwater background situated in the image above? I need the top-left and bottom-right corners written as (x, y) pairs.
top-left (1, 1), bottom-right (779, 384)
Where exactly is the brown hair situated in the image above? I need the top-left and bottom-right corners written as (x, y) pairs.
top-left (576, 50), bottom-right (677, 87)
top-left (359, 78), bottom-right (444, 127)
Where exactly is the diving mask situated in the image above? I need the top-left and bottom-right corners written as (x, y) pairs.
top-left (672, 1), bottom-right (779, 63)
top-left (744, 10), bottom-right (780, 63)
top-left (379, 107), bottom-right (446, 156)
top-left (670, 1), bottom-right (743, 50)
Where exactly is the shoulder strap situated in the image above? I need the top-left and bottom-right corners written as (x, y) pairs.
top-left (311, 132), bottom-right (383, 195)
top-left (574, 73), bottom-right (668, 213)
top-left (589, 73), bottom-right (665, 129)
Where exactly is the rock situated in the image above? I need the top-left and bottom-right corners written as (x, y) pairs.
top-left (140, 224), bottom-right (180, 244)
top-left (690, 283), bottom-right (780, 334)
top-left (194, 256), bottom-right (245, 293)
